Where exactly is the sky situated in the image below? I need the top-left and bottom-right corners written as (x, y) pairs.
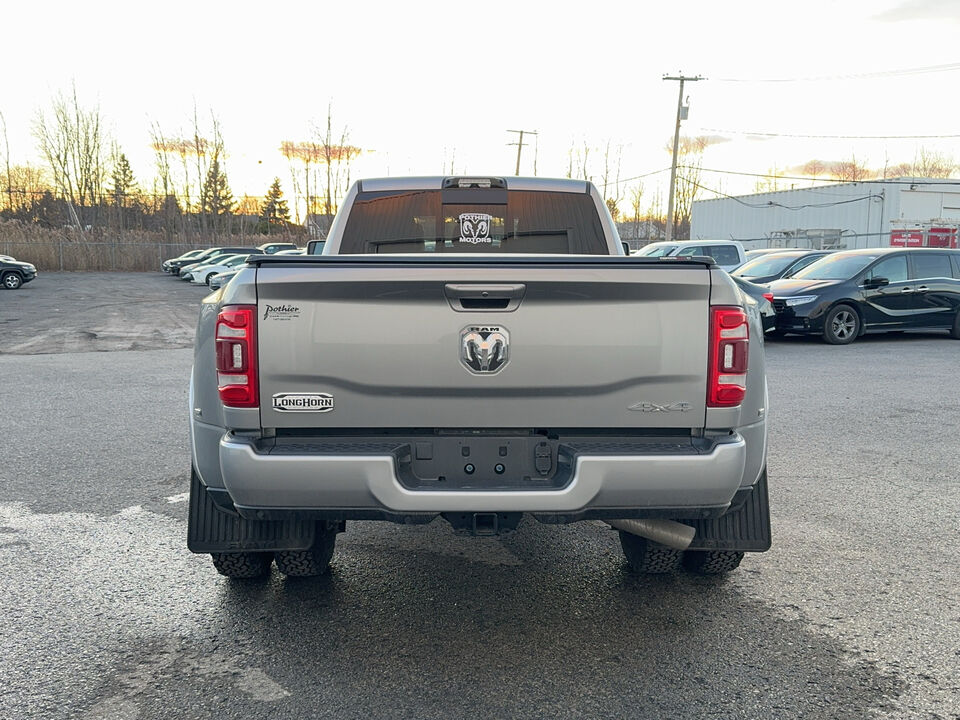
top-left (3, 0), bottom-right (960, 210)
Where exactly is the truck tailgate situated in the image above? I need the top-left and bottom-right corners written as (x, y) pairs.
top-left (255, 260), bottom-right (712, 430)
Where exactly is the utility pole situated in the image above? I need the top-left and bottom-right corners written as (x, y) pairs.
top-left (663, 74), bottom-right (704, 243)
top-left (507, 129), bottom-right (537, 176)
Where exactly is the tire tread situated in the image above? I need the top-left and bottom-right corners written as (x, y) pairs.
top-left (619, 531), bottom-right (681, 574)
top-left (682, 550), bottom-right (744, 575)
top-left (211, 552), bottom-right (273, 578)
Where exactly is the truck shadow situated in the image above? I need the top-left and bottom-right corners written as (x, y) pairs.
top-left (210, 519), bottom-right (905, 719)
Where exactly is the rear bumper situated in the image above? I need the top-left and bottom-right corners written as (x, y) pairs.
top-left (218, 433), bottom-right (748, 515)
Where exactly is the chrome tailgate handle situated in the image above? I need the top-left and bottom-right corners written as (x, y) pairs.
top-left (444, 284), bottom-right (526, 312)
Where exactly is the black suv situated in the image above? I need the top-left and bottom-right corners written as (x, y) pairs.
top-left (769, 248), bottom-right (960, 344)
top-left (1, 255), bottom-right (38, 289)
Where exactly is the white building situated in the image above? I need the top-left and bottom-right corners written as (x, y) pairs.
top-left (690, 178), bottom-right (960, 251)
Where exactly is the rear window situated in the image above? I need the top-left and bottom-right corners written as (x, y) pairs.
top-left (911, 253), bottom-right (952, 280)
top-left (339, 189), bottom-right (608, 254)
top-left (733, 254), bottom-right (797, 277)
top-left (706, 245), bottom-right (742, 266)
top-left (676, 245), bottom-right (740, 265)
top-left (637, 244), bottom-right (676, 257)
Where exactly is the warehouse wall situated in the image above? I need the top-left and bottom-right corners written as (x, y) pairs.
top-left (690, 178), bottom-right (960, 250)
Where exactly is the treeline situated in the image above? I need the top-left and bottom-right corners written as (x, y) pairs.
top-left (0, 89), bottom-right (356, 239)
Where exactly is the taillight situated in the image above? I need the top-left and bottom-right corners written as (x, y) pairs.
top-left (708, 306), bottom-right (748, 407)
top-left (762, 292), bottom-right (774, 304)
top-left (215, 305), bottom-right (258, 408)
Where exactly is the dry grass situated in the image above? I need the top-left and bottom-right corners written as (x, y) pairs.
top-left (0, 221), bottom-right (302, 272)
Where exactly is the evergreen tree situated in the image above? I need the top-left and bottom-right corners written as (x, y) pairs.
top-left (258, 177), bottom-right (290, 234)
top-left (110, 154), bottom-right (137, 204)
top-left (203, 158), bottom-right (234, 217)
top-left (109, 153), bottom-right (139, 230)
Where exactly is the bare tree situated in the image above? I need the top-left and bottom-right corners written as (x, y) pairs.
top-left (884, 161), bottom-right (914, 179)
top-left (313, 104), bottom-right (362, 219)
top-left (800, 159), bottom-right (827, 179)
top-left (34, 85), bottom-right (108, 226)
top-left (668, 136), bottom-right (709, 240)
top-left (831, 154), bottom-right (874, 182)
top-left (0, 164), bottom-right (51, 215)
top-left (628, 183), bottom-right (645, 241)
top-left (148, 122), bottom-right (181, 239)
top-left (912, 148), bottom-right (956, 178)
top-left (0, 110), bottom-right (11, 213)
top-left (280, 140), bottom-right (324, 223)
top-left (600, 139), bottom-right (623, 210)
top-left (753, 167), bottom-right (783, 193)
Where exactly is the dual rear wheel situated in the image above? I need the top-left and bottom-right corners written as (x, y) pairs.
top-left (618, 531), bottom-right (744, 575)
top-left (211, 530), bottom-right (337, 579)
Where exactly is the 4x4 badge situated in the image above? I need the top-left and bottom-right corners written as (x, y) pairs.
top-left (628, 401), bottom-right (691, 412)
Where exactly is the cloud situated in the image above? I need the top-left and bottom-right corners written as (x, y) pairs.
top-left (873, 0), bottom-right (960, 22)
top-left (699, 135), bottom-right (731, 148)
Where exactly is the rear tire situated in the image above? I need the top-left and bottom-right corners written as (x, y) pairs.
top-left (205, 273), bottom-right (216, 285)
top-left (822, 304), bottom-right (860, 345)
top-left (682, 550), bottom-right (744, 575)
top-left (211, 552), bottom-right (273, 578)
top-left (2, 272), bottom-right (23, 290)
top-left (618, 531), bottom-right (681, 573)
top-left (275, 531), bottom-right (337, 577)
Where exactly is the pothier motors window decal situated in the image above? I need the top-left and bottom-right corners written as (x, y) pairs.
top-left (458, 213), bottom-right (494, 244)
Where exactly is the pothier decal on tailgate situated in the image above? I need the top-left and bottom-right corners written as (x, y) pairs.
top-left (263, 304), bottom-right (300, 321)
top-left (272, 393), bottom-right (335, 412)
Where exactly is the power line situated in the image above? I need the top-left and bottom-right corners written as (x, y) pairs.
top-left (712, 62), bottom-right (960, 83)
top-left (690, 179), bottom-right (883, 210)
top-left (699, 127), bottom-right (960, 140)
top-left (688, 166), bottom-right (960, 185)
top-left (615, 167), bottom-right (672, 184)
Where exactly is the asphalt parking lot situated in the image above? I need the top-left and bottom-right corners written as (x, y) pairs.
top-left (1, 273), bottom-right (958, 720)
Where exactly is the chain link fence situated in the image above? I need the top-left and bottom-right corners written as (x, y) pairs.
top-left (0, 221), bottom-right (303, 271)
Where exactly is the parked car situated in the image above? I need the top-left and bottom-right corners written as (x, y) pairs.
top-left (166, 247), bottom-right (256, 275)
top-left (635, 240), bottom-right (747, 271)
top-left (733, 250), bottom-right (832, 284)
top-left (0, 256), bottom-right (37, 289)
top-left (257, 242), bottom-right (299, 254)
top-left (161, 249), bottom-right (207, 273)
top-left (272, 248), bottom-right (305, 256)
top-left (732, 275), bottom-right (776, 332)
top-left (186, 254), bottom-right (251, 285)
top-left (744, 248), bottom-right (792, 259)
top-left (208, 269), bottom-right (241, 290)
top-left (769, 248), bottom-right (960, 344)
top-left (179, 250), bottom-right (257, 279)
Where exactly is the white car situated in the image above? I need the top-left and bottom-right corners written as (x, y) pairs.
top-left (186, 254), bottom-right (251, 285)
top-left (635, 240), bottom-right (746, 271)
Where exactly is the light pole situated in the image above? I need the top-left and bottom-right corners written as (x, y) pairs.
top-left (663, 74), bottom-right (703, 243)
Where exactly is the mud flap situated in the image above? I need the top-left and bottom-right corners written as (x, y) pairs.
top-left (682, 468), bottom-right (771, 552)
top-left (186, 468), bottom-right (315, 553)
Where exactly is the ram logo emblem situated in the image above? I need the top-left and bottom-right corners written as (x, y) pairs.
top-left (458, 212), bottom-right (493, 244)
top-left (460, 326), bottom-right (510, 374)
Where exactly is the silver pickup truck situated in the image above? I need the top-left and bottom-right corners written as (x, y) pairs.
top-left (188, 176), bottom-right (770, 579)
